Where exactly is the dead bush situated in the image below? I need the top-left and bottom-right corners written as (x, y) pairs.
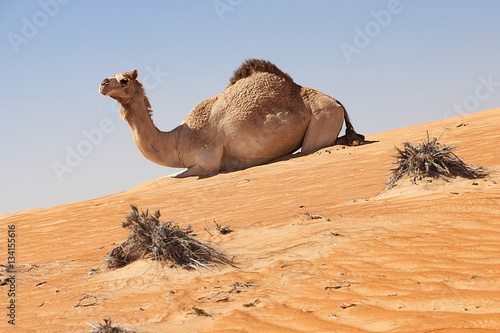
top-left (105, 205), bottom-right (233, 270)
top-left (386, 137), bottom-right (488, 189)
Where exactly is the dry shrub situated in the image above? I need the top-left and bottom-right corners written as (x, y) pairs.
top-left (90, 318), bottom-right (136, 333)
top-left (386, 137), bottom-right (489, 189)
top-left (105, 205), bottom-right (233, 270)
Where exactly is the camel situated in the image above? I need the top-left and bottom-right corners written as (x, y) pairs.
top-left (99, 59), bottom-right (364, 177)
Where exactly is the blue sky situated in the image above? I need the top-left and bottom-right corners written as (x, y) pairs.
top-left (1, 0), bottom-right (499, 213)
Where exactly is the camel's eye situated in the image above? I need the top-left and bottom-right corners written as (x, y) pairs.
top-left (120, 79), bottom-right (128, 84)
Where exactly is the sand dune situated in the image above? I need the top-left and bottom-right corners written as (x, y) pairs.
top-left (1, 109), bottom-right (499, 332)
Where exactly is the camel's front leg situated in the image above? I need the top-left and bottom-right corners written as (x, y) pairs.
top-left (174, 143), bottom-right (223, 178)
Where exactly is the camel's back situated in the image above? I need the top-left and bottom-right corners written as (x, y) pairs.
top-left (214, 71), bottom-right (304, 121)
top-left (215, 71), bottom-right (310, 161)
top-left (183, 70), bottom-right (305, 130)
top-left (182, 60), bottom-right (307, 135)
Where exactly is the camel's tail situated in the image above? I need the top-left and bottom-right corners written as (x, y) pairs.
top-left (337, 100), bottom-right (365, 146)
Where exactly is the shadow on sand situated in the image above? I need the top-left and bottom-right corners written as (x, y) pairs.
top-left (194, 137), bottom-right (379, 180)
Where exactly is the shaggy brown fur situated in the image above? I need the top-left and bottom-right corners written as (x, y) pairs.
top-left (181, 96), bottom-right (216, 130)
top-left (126, 80), bottom-right (153, 119)
top-left (229, 59), bottom-right (295, 86)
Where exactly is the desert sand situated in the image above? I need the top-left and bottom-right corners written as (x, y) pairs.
top-left (1, 108), bottom-right (499, 332)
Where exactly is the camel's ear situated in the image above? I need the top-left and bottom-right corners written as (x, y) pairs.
top-left (130, 69), bottom-right (138, 80)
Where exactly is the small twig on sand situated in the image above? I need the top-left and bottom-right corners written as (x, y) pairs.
top-left (75, 295), bottom-right (99, 308)
top-left (305, 212), bottom-right (331, 221)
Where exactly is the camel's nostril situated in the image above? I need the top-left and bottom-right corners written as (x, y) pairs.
top-left (101, 79), bottom-right (109, 86)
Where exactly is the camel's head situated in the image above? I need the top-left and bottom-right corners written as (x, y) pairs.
top-left (99, 69), bottom-right (139, 101)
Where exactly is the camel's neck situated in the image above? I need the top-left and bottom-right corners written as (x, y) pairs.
top-left (121, 95), bottom-right (183, 168)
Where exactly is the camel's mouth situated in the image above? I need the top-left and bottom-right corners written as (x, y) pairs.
top-left (99, 79), bottom-right (111, 95)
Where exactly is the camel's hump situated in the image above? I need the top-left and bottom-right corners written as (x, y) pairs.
top-left (229, 59), bottom-right (295, 86)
